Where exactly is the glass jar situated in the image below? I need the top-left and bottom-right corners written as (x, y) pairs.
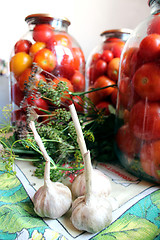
top-left (85, 29), bottom-right (131, 115)
top-left (115, 0), bottom-right (160, 183)
top-left (9, 14), bottom-right (85, 130)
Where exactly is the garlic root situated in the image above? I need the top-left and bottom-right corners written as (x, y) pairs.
top-left (29, 121), bottom-right (72, 219)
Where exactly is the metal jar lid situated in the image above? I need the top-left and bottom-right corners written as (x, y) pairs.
top-left (100, 29), bottom-right (132, 41)
top-left (25, 13), bottom-right (71, 26)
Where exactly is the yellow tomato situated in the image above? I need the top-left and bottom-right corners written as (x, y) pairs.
top-left (29, 41), bottom-right (46, 57)
top-left (10, 52), bottom-right (32, 76)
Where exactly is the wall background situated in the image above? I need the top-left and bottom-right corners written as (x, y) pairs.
top-left (1, 0), bottom-right (150, 62)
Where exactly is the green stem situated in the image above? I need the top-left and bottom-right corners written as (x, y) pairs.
top-left (7, 148), bottom-right (36, 155)
top-left (15, 157), bottom-right (40, 161)
top-left (50, 166), bottom-right (83, 171)
top-left (71, 84), bottom-right (117, 96)
top-left (0, 139), bottom-right (10, 149)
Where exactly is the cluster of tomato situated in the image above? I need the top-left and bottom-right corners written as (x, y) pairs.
top-left (87, 37), bottom-right (126, 115)
top-left (116, 16), bottom-right (160, 181)
top-left (10, 23), bottom-right (85, 122)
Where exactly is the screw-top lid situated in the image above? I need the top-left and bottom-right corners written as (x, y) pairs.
top-left (100, 29), bottom-right (132, 41)
top-left (25, 13), bottom-right (71, 26)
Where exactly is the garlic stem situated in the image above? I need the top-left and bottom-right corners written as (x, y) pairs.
top-left (29, 121), bottom-right (51, 183)
top-left (69, 104), bottom-right (94, 203)
top-left (84, 150), bottom-right (92, 204)
top-left (69, 104), bottom-right (87, 156)
top-left (29, 121), bottom-right (50, 162)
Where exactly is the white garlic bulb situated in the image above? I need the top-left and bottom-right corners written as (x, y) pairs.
top-left (29, 121), bottom-right (72, 219)
top-left (71, 168), bottom-right (111, 198)
top-left (71, 194), bottom-right (112, 233)
top-left (71, 151), bottom-right (112, 233)
top-left (69, 104), bottom-right (112, 233)
top-left (33, 161), bottom-right (72, 219)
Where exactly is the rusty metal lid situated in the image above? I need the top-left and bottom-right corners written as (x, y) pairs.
top-left (25, 13), bottom-right (71, 26)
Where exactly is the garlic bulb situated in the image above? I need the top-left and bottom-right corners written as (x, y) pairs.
top-left (29, 121), bottom-right (72, 219)
top-left (71, 168), bottom-right (111, 198)
top-left (69, 104), bottom-right (112, 233)
top-left (33, 161), bottom-right (72, 219)
top-left (71, 151), bottom-right (112, 233)
top-left (71, 194), bottom-right (112, 233)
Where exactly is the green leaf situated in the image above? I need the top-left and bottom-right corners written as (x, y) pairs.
top-left (0, 202), bottom-right (46, 233)
top-left (0, 185), bottom-right (28, 203)
top-left (92, 214), bottom-right (158, 240)
top-left (151, 190), bottom-right (160, 209)
top-left (0, 173), bottom-right (20, 190)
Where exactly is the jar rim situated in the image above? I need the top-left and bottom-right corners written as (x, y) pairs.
top-left (100, 28), bottom-right (132, 37)
top-left (25, 13), bottom-right (71, 26)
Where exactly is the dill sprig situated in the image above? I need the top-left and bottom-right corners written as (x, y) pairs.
top-left (0, 65), bottom-right (117, 181)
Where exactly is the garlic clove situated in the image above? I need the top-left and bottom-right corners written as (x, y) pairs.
top-left (33, 180), bottom-right (72, 219)
top-left (71, 194), bottom-right (112, 233)
top-left (72, 169), bottom-right (111, 199)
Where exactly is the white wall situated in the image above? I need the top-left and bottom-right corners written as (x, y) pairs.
top-left (0, 0), bottom-right (150, 62)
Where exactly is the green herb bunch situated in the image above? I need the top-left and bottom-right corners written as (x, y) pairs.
top-left (0, 65), bottom-right (117, 181)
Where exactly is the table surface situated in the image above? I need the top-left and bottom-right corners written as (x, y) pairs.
top-left (0, 159), bottom-right (160, 240)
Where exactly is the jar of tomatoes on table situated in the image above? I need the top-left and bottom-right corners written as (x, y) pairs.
top-left (115, 0), bottom-right (160, 183)
top-left (85, 29), bottom-right (131, 115)
top-left (10, 14), bottom-right (85, 132)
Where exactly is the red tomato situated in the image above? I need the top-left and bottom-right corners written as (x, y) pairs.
top-left (33, 24), bottom-right (54, 43)
top-left (121, 47), bottom-right (139, 77)
top-left (111, 88), bottom-right (118, 106)
top-left (88, 85), bottom-right (101, 105)
top-left (93, 76), bottom-right (115, 99)
top-left (129, 100), bottom-right (160, 141)
top-left (133, 62), bottom-right (160, 101)
top-left (72, 47), bottom-right (85, 71)
top-left (54, 33), bottom-right (72, 48)
top-left (11, 109), bottom-right (26, 123)
top-left (101, 49), bottom-right (113, 62)
top-left (140, 141), bottom-right (160, 179)
top-left (18, 67), bottom-right (46, 91)
top-left (138, 34), bottom-right (160, 62)
top-left (95, 59), bottom-right (107, 75)
top-left (71, 96), bottom-right (84, 112)
top-left (141, 140), bottom-right (160, 168)
top-left (34, 48), bottom-right (56, 72)
top-left (95, 101), bottom-right (110, 116)
top-left (107, 57), bottom-right (120, 81)
top-left (119, 76), bottom-right (139, 110)
top-left (53, 45), bottom-right (76, 79)
top-left (27, 94), bottom-right (49, 115)
top-left (71, 70), bottom-right (85, 92)
top-left (103, 41), bottom-right (125, 58)
top-left (29, 42), bottom-right (46, 57)
top-left (116, 124), bottom-right (140, 157)
top-left (147, 15), bottom-right (160, 35)
top-left (88, 64), bottom-right (101, 85)
top-left (91, 53), bottom-right (101, 64)
top-left (14, 39), bottom-right (32, 54)
top-left (11, 83), bottom-right (24, 106)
